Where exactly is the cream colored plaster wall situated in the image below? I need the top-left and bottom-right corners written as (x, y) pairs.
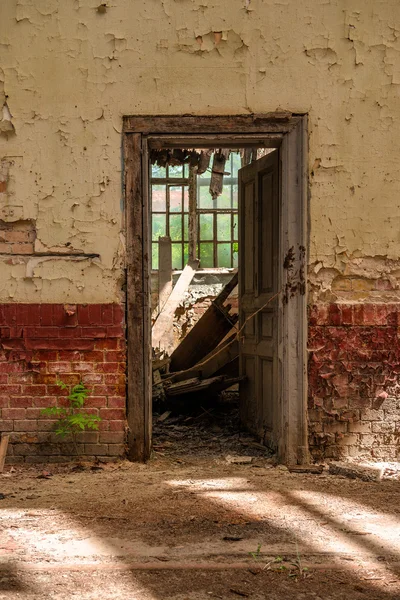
top-left (0, 0), bottom-right (399, 303)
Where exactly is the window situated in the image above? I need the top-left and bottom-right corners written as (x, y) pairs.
top-left (151, 152), bottom-right (240, 270)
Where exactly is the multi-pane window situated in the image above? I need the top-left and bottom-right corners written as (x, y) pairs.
top-left (151, 164), bottom-right (189, 270)
top-left (151, 152), bottom-right (240, 270)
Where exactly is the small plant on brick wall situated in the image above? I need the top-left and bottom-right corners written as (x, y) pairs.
top-left (41, 380), bottom-right (101, 454)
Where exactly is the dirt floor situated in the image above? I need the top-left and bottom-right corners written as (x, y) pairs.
top-left (1, 406), bottom-right (400, 599)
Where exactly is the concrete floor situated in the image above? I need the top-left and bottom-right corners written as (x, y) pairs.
top-left (0, 454), bottom-right (399, 599)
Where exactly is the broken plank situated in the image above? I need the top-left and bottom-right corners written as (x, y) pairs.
top-left (170, 304), bottom-right (237, 372)
top-left (166, 375), bottom-right (244, 397)
top-left (0, 435), bottom-right (9, 473)
top-left (214, 271), bottom-right (238, 307)
top-left (167, 332), bottom-right (238, 383)
top-left (152, 259), bottom-right (199, 352)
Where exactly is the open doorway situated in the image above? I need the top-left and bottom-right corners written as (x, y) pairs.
top-left (150, 146), bottom-right (275, 460)
top-left (123, 115), bottom-right (308, 465)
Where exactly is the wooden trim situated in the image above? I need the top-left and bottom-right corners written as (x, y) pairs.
top-left (123, 114), bottom-right (302, 134)
top-left (147, 134), bottom-right (283, 149)
top-left (124, 132), bottom-right (151, 461)
top-left (124, 116), bottom-right (308, 464)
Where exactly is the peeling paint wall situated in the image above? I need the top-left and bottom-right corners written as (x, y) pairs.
top-left (0, 0), bottom-right (399, 302)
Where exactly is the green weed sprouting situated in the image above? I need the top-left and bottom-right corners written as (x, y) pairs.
top-left (41, 380), bottom-right (101, 451)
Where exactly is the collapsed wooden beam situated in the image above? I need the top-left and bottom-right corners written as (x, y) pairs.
top-left (169, 272), bottom-right (238, 372)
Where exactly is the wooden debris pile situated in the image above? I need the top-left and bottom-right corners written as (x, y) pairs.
top-left (152, 270), bottom-right (242, 403)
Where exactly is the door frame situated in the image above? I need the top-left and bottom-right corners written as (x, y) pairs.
top-left (123, 114), bottom-right (308, 464)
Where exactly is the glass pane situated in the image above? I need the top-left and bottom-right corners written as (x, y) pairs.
top-left (183, 214), bottom-right (189, 241)
top-left (172, 244), bottom-right (182, 270)
top-left (183, 243), bottom-right (189, 265)
top-left (218, 243), bottom-right (231, 268)
top-left (151, 164), bottom-right (166, 178)
top-left (233, 214), bottom-right (238, 241)
top-left (199, 214), bottom-right (213, 240)
top-left (183, 186), bottom-right (189, 212)
top-left (217, 185), bottom-right (232, 209)
top-left (198, 184), bottom-right (213, 208)
top-left (169, 214), bottom-right (182, 241)
top-left (217, 214), bottom-right (231, 241)
top-left (233, 244), bottom-right (239, 267)
top-left (152, 243), bottom-right (159, 269)
top-left (169, 186), bottom-right (182, 212)
top-left (168, 164), bottom-right (183, 178)
top-left (152, 214), bottom-right (166, 241)
top-left (152, 185), bottom-right (166, 211)
top-left (200, 243), bottom-right (214, 268)
top-left (231, 152), bottom-right (241, 176)
top-left (232, 183), bottom-right (238, 208)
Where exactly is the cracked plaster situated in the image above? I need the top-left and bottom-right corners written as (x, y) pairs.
top-left (0, 0), bottom-right (399, 302)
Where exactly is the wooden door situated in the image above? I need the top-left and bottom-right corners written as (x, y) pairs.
top-left (238, 150), bottom-right (280, 450)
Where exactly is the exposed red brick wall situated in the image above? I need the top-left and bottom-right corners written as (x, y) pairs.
top-left (0, 303), bottom-right (126, 463)
top-left (308, 304), bottom-right (400, 461)
top-left (0, 220), bottom-right (36, 254)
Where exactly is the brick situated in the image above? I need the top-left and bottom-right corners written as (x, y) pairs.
top-left (94, 339), bottom-right (119, 350)
top-left (82, 373), bottom-right (103, 384)
top-left (95, 362), bottom-right (124, 373)
top-left (13, 443), bottom-right (37, 456)
top-left (360, 409), bottom-right (385, 421)
top-left (372, 422), bottom-right (395, 433)
top-left (14, 420), bottom-right (38, 432)
top-left (348, 421), bottom-right (371, 433)
top-left (0, 374), bottom-right (7, 384)
top-left (104, 374), bottom-right (125, 385)
top-left (37, 419), bottom-right (58, 431)
top-left (83, 396), bottom-right (107, 408)
top-left (107, 396), bottom-right (125, 408)
top-left (107, 326), bottom-right (125, 338)
top-left (77, 305), bottom-right (90, 325)
top-left (88, 305), bottom-right (102, 325)
top-left (33, 373), bottom-right (57, 385)
top-left (33, 396), bottom-right (58, 407)
top-left (81, 351), bottom-right (104, 362)
top-left (99, 408), bottom-right (125, 420)
top-left (81, 327), bottom-right (107, 338)
top-left (84, 443), bottom-right (108, 455)
top-left (22, 385), bottom-right (46, 396)
top-left (26, 408), bottom-right (43, 419)
top-left (0, 362), bottom-right (25, 373)
top-left (47, 362), bottom-right (71, 373)
top-left (104, 351), bottom-right (125, 363)
top-left (46, 385), bottom-right (68, 396)
top-left (2, 408), bottom-right (26, 420)
top-left (109, 420), bottom-right (126, 431)
top-left (101, 304), bottom-right (114, 325)
top-left (323, 420), bottom-right (348, 434)
top-left (106, 444), bottom-right (126, 456)
top-left (76, 431), bottom-right (99, 443)
top-left (99, 431), bottom-right (125, 444)
top-left (9, 372), bottom-right (34, 384)
top-left (359, 434), bottom-right (379, 446)
top-left (0, 420), bottom-right (13, 431)
top-left (71, 362), bottom-right (95, 373)
top-left (59, 351), bottom-right (81, 361)
top-left (10, 396), bottom-right (33, 408)
top-left (94, 385), bottom-right (125, 396)
top-left (113, 304), bottom-right (124, 325)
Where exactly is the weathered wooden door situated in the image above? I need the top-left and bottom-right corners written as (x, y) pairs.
top-left (238, 150), bottom-right (280, 450)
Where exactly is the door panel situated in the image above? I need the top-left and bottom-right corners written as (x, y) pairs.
top-left (239, 150), bottom-right (280, 449)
